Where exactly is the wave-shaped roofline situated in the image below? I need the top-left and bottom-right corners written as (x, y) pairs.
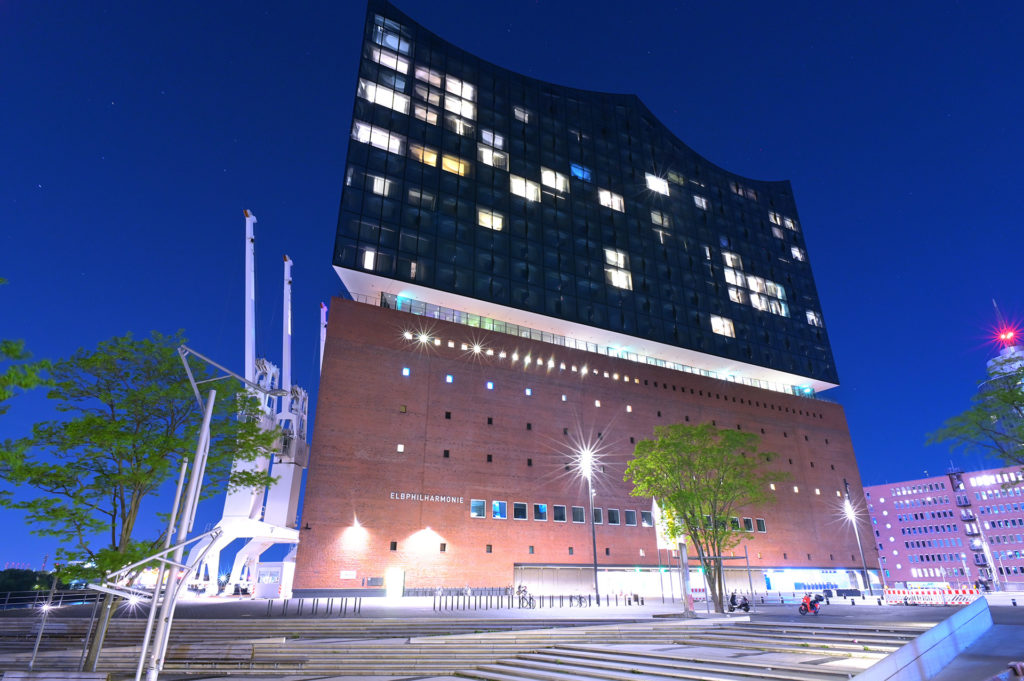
top-left (377, 0), bottom-right (795, 190)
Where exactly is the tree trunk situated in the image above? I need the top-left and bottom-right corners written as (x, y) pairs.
top-left (84, 592), bottom-right (116, 671)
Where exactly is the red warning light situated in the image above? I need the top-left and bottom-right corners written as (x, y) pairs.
top-left (995, 325), bottom-right (1020, 347)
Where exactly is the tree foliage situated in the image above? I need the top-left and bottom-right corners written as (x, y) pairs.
top-left (0, 331), bottom-right (279, 579)
top-left (624, 423), bottom-right (788, 612)
top-left (1, 277), bottom-right (49, 416)
top-left (929, 351), bottom-right (1024, 470)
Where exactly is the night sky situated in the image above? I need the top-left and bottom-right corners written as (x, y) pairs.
top-left (2, 1), bottom-right (1022, 569)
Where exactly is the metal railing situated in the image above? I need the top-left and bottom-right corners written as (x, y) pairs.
top-left (0, 589), bottom-right (101, 611)
top-left (351, 291), bottom-right (820, 399)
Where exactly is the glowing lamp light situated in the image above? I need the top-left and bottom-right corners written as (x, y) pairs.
top-left (578, 447), bottom-right (594, 480)
top-left (403, 331), bottom-right (413, 340)
top-left (418, 333), bottom-right (430, 343)
top-left (473, 344), bottom-right (482, 353)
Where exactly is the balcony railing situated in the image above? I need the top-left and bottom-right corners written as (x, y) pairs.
top-left (354, 291), bottom-right (820, 399)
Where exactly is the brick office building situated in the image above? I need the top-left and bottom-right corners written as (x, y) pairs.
top-left (293, 0), bottom-right (877, 595)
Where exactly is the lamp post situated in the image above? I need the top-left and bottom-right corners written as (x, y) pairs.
top-left (843, 478), bottom-right (874, 596)
top-left (578, 446), bottom-right (600, 605)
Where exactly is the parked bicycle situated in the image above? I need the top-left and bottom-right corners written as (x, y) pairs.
top-left (570, 594), bottom-right (589, 607)
top-left (516, 584), bottom-right (535, 609)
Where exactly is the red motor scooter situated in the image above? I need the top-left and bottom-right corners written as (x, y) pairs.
top-left (798, 594), bottom-right (823, 615)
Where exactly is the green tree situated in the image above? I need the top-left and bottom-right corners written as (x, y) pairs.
top-left (624, 423), bottom-right (788, 613)
top-left (1, 277), bottom-right (49, 416)
top-left (0, 330), bottom-right (278, 576)
top-left (929, 351), bottom-right (1024, 470)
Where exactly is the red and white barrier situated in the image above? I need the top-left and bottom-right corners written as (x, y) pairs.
top-left (883, 588), bottom-right (981, 606)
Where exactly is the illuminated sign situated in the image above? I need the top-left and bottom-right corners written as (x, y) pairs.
top-left (389, 491), bottom-right (465, 504)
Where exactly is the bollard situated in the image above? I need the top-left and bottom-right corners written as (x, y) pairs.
top-left (267, 600), bottom-right (273, 617)
top-left (760, 596), bottom-right (764, 605)
top-left (1013, 599), bottom-right (1018, 607)
top-left (825, 598), bottom-right (830, 605)
top-left (641, 596), bottom-right (645, 606)
top-left (850, 598), bottom-right (855, 606)
top-left (877, 598), bottom-right (882, 606)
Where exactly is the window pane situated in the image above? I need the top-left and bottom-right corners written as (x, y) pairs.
top-left (513, 502), bottom-right (527, 520)
top-left (593, 508), bottom-right (603, 524)
top-left (470, 499), bottom-right (486, 518)
top-left (492, 500), bottom-right (507, 519)
top-left (572, 506), bottom-right (585, 523)
top-left (553, 505), bottom-right (567, 522)
top-left (608, 509), bottom-right (620, 525)
top-left (624, 510), bottom-right (637, 526)
top-left (641, 511), bottom-right (653, 527)
top-left (534, 503), bottom-right (548, 521)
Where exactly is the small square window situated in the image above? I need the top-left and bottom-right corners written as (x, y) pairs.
top-left (399, 405), bottom-right (407, 413)
top-left (487, 454), bottom-right (493, 462)
top-left (486, 544), bottom-right (492, 553)
top-left (445, 411), bottom-right (451, 419)
top-left (595, 400), bottom-right (601, 407)
top-left (554, 505), bottom-right (567, 522)
top-left (626, 405), bottom-right (632, 412)
top-left (396, 443), bottom-right (405, 452)
top-left (402, 367), bottom-right (410, 376)
top-left (625, 510), bottom-right (637, 526)
top-left (607, 509), bottom-right (620, 525)
top-left (513, 502), bottom-right (528, 520)
top-left (572, 506), bottom-right (586, 523)
top-left (641, 511), bottom-right (653, 527)
top-left (568, 546), bottom-right (574, 555)
top-left (390, 541), bottom-right (397, 551)
top-left (470, 499), bottom-right (486, 518)
top-left (604, 547), bottom-right (610, 556)
top-left (526, 423), bottom-right (532, 430)
top-left (529, 545), bottom-right (535, 554)
top-left (743, 517), bottom-right (754, 532)
top-left (443, 449), bottom-right (450, 458)
top-left (645, 173), bottom-right (670, 196)
top-left (534, 503), bottom-right (548, 521)
top-left (570, 163), bottom-right (592, 181)
top-left (593, 508), bottom-right (603, 524)
top-left (446, 374), bottom-right (453, 383)
top-left (561, 394), bottom-right (567, 401)
top-left (513, 106), bottom-right (530, 123)
top-left (486, 381), bottom-right (494, 390)
top-left (492, 500), bottom-right (507, 519)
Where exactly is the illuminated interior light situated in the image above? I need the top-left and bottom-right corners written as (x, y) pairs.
top-left (418, 333), bottom-right (430, 343)
top-left (524, 355), bottom-right (531, 364)
top-left (403, 331), bottom-right (413, 340)
top-left (511, 352), bottom-right (518, 361)
top-left (473, 344), bottom-right (482, 353)
top-left (486, 349), bottom-right (494, 356)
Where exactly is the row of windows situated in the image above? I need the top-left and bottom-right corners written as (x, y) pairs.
top-left (395, 336), bottom-right (826, 420)
top-left (468, 499), bottom-right (652, 526)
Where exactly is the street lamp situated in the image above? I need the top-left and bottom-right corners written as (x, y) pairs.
top-left (843, 479), bottom-right (874, 596)
top-left (577, 446), bottom-right (601, 605)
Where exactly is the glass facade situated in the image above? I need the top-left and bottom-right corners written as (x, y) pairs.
top-left (335, 0), bottom-right (838, 385)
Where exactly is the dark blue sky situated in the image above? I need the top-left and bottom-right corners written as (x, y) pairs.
top-left (2, 1), bottom-right (1022, 568)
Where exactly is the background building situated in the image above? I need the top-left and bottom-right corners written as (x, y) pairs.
top-left (865, 465), bottom-right (1024, 591)
top-left (293, 0), bottom-right (876, 596)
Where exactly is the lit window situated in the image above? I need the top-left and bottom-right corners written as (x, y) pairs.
top-left (510, 175), bottom-right (541, 202)
top-left (606, 267), bottom-right (632, 290)
top-left (626, 405), bottom-right (632, 412)
top-left (396, 443), bottom-right (404, 452)
top-left (791, 246), bottom-right (806, 261)
top-left (570, 163), bottom-right (591, 181)
top-left (372, 14), bottom-right (410, 55)
top-left (722, 251), bottom-right (743, 269)
top-left (470, 499), bottom-right (486, 518)
top-left (444, 114), bottom-right (474, 137)
top-left (768, 299), bottom-right (790, 317)
top-left (367, 174), bottom-right (392, 197)
top-left (477, 208), bottom-right (504, 231)
top-left (604, 248), bottom-right (627, 268)
top-left (769, 483), bottom-right (776, 490)
top-left (369, 47), bottom-right (409, 74)
top-left (486, 381), bottom-right (494, 390)
top-left (513, 106), bottom-right (530, 123)
top-left (401, 367), bottom-right (410, 376)
top-left (441, 155), bottom-right (468, 176)
top-left (524, 388), bottom-right (532, 396)
top-left (445, 374), bottom-right (453, 383)
top-left (793, 486), bottom-right (799, 493)
top-left (513, 502), bottom-right (527, 520)
top-left (769, 211), bottom-right (782, 226)
top-left (481, 128), bottom-right (505, 149)
top-left (413, 104), bottom-right (438, 125)
top-left (746, 275), bottom-right (766, 294)
top-left (710, 315), bottom-right (735, 338)
top-left (407, 187), bottom-right (435, 209)
top-left (651, 210), bottom-right (670, 227)
top-left (645, 173), bottom-right (670, 196)
top-left (443, 95), bottom-right (475, 120)
top-left (806, 311), bottom-right (823, 327)
top-left (561, 394), bottom-right (567, 401)
top-left (357, 79), bottom-right (410, 114)
top-left (599, 189), bottom-right (624, 212)
top-left (362, 249), bottom-right (376, 271)
top-left (667, 170), bottom-right (685, 185)
top-left (352, 120), bottom-right (405, 154)
top-left (724, 268), bottom-right (745, 288)
top-left (594, 400), bottom-right (601, 407)
top-left (534, 504), bottom-right (548, 521)
top-left (445, 75), bottom-right (475, 101)
top-left (765, 281), bottom-right (786, 300)
top-left (492, 500), bottom-right (507, 519)
top-left (750, 293), bottom-right (769, 311)
top-left (413, 83), bottom-right (441, 106)
top-left (772, 226), bottom-right (784, 239)
top-left (694, 195), bottom-right (709, 210)
top-left (784, 217), bottom-right (797, 231)
top-left (414, 65), bottom-right (441, 87)
top-left (541, 167), bottom-right (570, 193)
top-left (477, 145), bottom-right (508, 169)
top-left (728, 287), bottom-right (747, 304)
top-left (409, 144), bottom-right (438, 167)
top-left (815, 488), bottom-right (821, 495)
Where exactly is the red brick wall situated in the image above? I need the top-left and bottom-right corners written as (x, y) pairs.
top-left (294, 298), bottom-right (877, 589)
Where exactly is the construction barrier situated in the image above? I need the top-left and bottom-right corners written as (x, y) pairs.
top-left (883, 588), bottom-right (981, 606)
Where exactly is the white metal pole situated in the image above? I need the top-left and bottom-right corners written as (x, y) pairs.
top-left (282, 255), bottom-right (292, 397)
top-left (147, 390), bottom-right (216, 680)
top-left (244, 211), bottom-right (257, 383)
top-left (319, 302), bottom-right (328, 374)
